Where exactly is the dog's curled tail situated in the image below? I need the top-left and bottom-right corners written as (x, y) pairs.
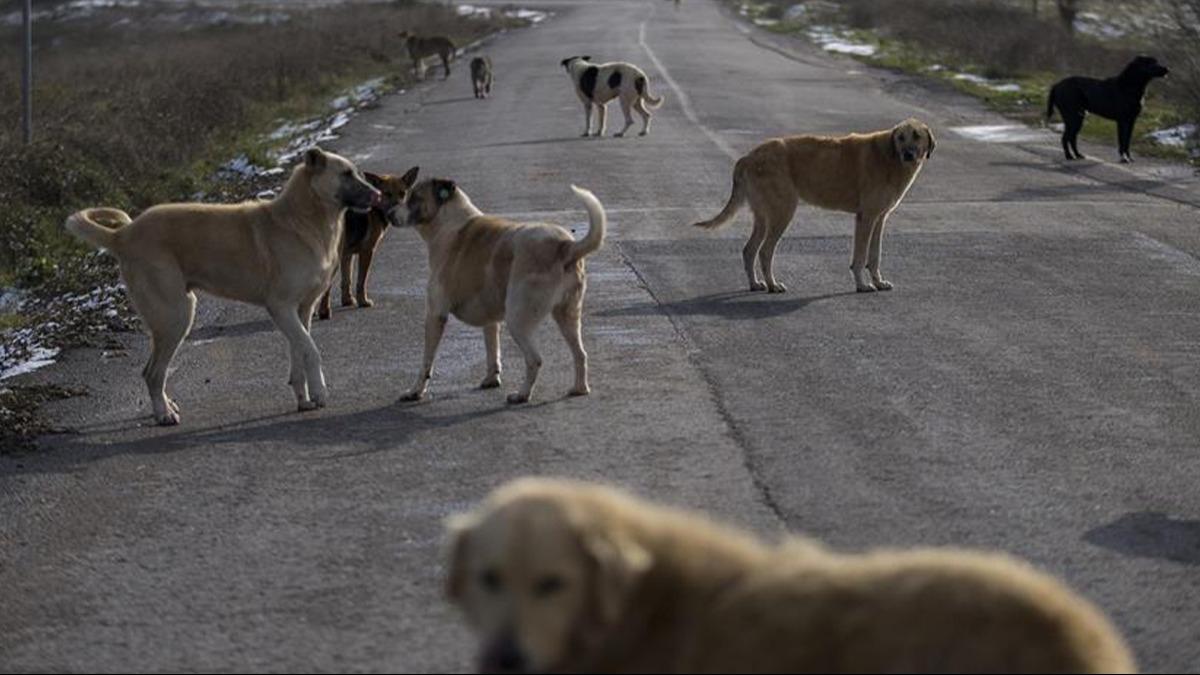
top-left (635, 76), bottom-right (665, 109)
top-left (64, 207), bottom-right (132, 253)
top-left (565, 185), bottom-right (606, 265)
top-left (692, 158), bottom-right (747, 230)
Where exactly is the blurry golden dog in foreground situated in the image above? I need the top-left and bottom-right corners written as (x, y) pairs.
top-left (446, 478), bottom-right (1134, 674)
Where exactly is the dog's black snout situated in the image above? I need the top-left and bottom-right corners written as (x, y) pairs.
top-left (481, 634), bottom-right (526, 674)
top-left (902, 150), bottom-right (916, 162)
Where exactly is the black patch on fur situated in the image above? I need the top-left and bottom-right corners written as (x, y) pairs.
top-left (635, 76), bottom-right (647, 97)
top-left (607, 71), bottom-right (622, 90)
top-left (580, 66), bottom-right (599, 100)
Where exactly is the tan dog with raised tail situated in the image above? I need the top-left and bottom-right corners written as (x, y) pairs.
top-left (65, 148), bottom-right (381, 425)
top-left (694, 118), bottom-right (934, 294)
top-left (399, 180), bottom-right (605, 405)
top-left (447, 478), bottom-right (1135, 674)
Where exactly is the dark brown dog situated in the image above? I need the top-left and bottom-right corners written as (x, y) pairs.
top-left (318, 167), bottom-right (419, 320)
top-left (1046, 55), bottom-right (1169, 163)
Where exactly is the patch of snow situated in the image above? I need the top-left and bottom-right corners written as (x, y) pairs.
top-left (0, 345), bottom-right (59, 381)
top-left (949, 124), bottom-right (1050, 144)
top-left (754, 18), bottom-right (779, 27)
top-left (807, 26), bottom-right (876, 56)
top-left (783, 4), bottom-right (809, 21)
top-left (0, 288), bottom-right (27, 314)
top-left (1074, 12), bottom-right (1127, 39)
top-left (1147, 124), bottom-right (1197, 148)
top-left (952, 73), bottom-right (1022, 93)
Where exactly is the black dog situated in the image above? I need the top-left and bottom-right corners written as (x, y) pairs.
top-left (1046, 55), bottom-right (1169, 163)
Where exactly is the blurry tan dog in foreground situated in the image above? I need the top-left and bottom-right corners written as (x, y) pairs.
top-left (65, 149), bottom-right (381, 425)
top-left (398, 180), bottom-right (605, 404)
top-left (694, 118), bottom-right (935, 294)
top-left (446, 478), bottom-right (1135, 674)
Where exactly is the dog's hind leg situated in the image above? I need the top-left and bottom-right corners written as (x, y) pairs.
top-left (554, 297), bottom-right (589, 396)
top-left (758, 202), bottom-right (796, 294)
top-left (867, 212), bottom-right (893, 291)
top-left (1064, 115), bottom-right (1086, 159)
top-left (615, 95), bottom-right (635, 138)
top-left (132, 282), bottom-right (195, 426)
top-left (269, 302), bottom-right (326, 411)
top-left (504, 285), bottom-right (553, 404)
top-left (441, 51), bottom-right (451, 79)
top-left (634, 97), bottom-right (652, 136)
top-left (480, 323), bottom-right (502, 389)
top-left (744, 212), bottom-right (769, 292)
top-left (851, 211), bottom-right (879, 292)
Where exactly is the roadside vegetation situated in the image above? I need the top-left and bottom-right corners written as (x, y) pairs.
top-left (0, 0), bottom-right (527, 450)
top-left (734, 0), bottom-right (1199, 165)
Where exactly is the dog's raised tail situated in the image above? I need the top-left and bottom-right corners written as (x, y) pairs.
top-left (566, 185), bottom-right (606, 265)
top-left (64, 207), bottom-right (132, 253)
top-left (635, 76), bottom-right (665, 109)
top-left (692, 158), bottom-right (747, 230)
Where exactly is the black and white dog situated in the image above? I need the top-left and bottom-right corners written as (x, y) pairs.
top-left (560, 56), bottom-right (665, 137)
top-left (1046, 55), bottom-right (1170, 163)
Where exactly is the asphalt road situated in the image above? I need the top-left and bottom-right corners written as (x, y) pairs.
top-left (3, 1), bottom-right (1200, 672)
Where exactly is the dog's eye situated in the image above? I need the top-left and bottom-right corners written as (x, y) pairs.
top-left (533, 575), bottom-right (565, 598)
top-left (480, 569), bottom-right (502, 593)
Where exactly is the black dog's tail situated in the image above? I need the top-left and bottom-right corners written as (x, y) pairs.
top-left (1044, 87), bottom-right (1057, 124)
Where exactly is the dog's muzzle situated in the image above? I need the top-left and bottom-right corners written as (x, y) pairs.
top-left (479, 633), bottom-right (527, 674)
top-left (901, 150), bottom-right (918, 163)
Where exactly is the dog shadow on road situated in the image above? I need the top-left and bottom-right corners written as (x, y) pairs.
top-left (477, 136), bottom-right (599, 149)
top-left (1083, 511), bottom-right (1200, 566)
top-left (19, 397), bottom-right (526, 475)
top-left (598, 290), bottom-right (856, 322)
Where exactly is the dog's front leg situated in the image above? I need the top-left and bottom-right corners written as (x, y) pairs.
top-left (271, 303), bottom-right (327, 410)
top-left (401, 309), bottom-right (448, 401)
top-left (340, 253), bottom-right (356, 308)
top-left (866, 213), bottom-right (893, 291)
top-left (480, 323), bottom-right (502, 389)
top-left (851, 211), bottom-right (878, 293)
top-left (582, 102), bottom-right (593, 137)
top-left (596, 102), bottom-right (608, 137)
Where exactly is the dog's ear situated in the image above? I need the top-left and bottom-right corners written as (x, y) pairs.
top-left (583, 530), bottom-right (651, 626)
top-left (444, 513), bottom-right (476, 603)
top-left (401, 166), bottom-right (420, 188)
top-left (925, 125), bottom-right (936, 159)
top-left (889, 126), bottom-right (902, 160)
top-left (304, 148), bottom-right (326, 170)
top-left (363, 171), bottom-right (386, 189)
top-left (434, 179), bottom-right (457, 204)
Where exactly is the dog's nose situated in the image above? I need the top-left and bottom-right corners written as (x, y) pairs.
top-left (481, 635), bottom-right (526, 673)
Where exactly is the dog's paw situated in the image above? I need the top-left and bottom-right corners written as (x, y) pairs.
top-left (166, 397), bottom-right (181, 415)
top-left (568, 386), bottom-right (590, 397)
top-left (155, 410), bottom-right (181, 426)
top-left (873, 279), bottom-right (894, 291)
top-left (341, 296), bottom-right (357, 308)
top-left (614, 132), bottom-right (625, 138)
top-left (400, 390), bottom-right (425, 403)
top-left (856, 283), bottom-right (878, 293)
top-left (767, 282), bottom-right (787, 293)
top-left (639, 130), bottom-right (648, 137)
top-left (297, 399), bottom-right (321, 412)
top-left (506, 392), bottom-right (530, 405)
top-left (480, 375), bottom-right (502, 389)
top-left (357, 297), bottom-right (374, 308)
top-left (749, 281), bottom-right (768, 292)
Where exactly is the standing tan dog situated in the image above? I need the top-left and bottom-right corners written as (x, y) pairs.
top-left (560, 56), bottom-right (664, 137)
top-left (399, 31), bottom-right (455, 80)
top-left (694, 118), bottom-right (935, 293)
top-left (318, 167), bottom-right (419, 320)
top-left (65, 149), bottom-right (381, 425)
top-left (446, 478), bottom-right (1136, 674)
top-left (398, 180), bottom-right (605, 404)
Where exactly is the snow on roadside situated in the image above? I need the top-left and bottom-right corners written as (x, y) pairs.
top-left (0, 280), bottom-right (130, 382)
top-left (807, 26), bottom-right (877, 56)
top-left (1147, 124), bottom-right (1197, 148)
top-left (952, 73), bottom-right (1021, 93)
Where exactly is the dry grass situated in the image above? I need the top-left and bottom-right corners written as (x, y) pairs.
top-left (0, 1), bottom-right (507, 287)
